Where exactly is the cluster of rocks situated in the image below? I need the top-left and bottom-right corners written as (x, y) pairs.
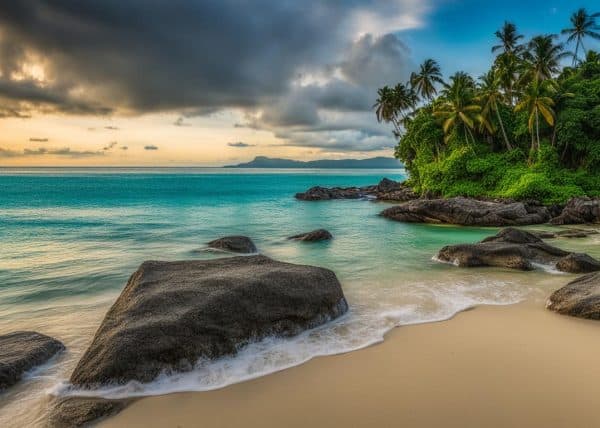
top-left (207, 230), bottom-right (333, 255)
top-left (436, 228), bottom-right (600, 273)
top-left (295, 178), bottom-right (416, 202)
top-left (295, 179), bottom-right (600, 228)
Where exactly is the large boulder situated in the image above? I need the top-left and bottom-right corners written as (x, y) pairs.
top-left (0, 331), bottom-right (64, 390)
top-left (381, 197), bottom-right (551, 226)
top-left (551, 197), bottom-right (600, 225)
top-left (436, 228), bottom-right (600, 273)
top-left (207, 235), bottom-right (257, 253)
top-left (547, 272), bottom-right (600, 320)
top-left (69, 255), bottom-right (347, 387)
top-left (288, 229), bottom-right (333, 242)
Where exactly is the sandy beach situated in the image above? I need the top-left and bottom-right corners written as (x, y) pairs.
top-left (102, 302), bottom-right (600, 428)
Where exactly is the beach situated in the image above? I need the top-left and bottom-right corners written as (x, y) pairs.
top-left (103, 301), bottom-right (600, 428)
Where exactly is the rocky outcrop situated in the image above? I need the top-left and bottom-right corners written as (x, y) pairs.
top-left (381, 197), bottom-right (551, 227)
top-left (547, 272), bottom-right (600, 320)
top-left (69, 255), bottom-right (347, 387)
top-left (551, 197), bottom-right (600, 225)
top-left (207, 235), bottom-right (257, 253)
top-left (295, 178), bottom-right (416, 202)
top-left (0, 331), bottom-right (64, 390)
top-left (555, 253), bottom-right (600, 274)
top-left (436, 228), bottom-right (600, 273)
top-left (288, 229), bottom-right (333, 242)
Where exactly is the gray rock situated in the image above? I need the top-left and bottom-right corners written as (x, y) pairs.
top-left (556, 253), bottom-right (600, 274)
top-left (288, 229), bottom-right (333, 242)
top-left (207, 235), bottom-right (257, 253)
top-left (69, 255), bottom-right (347, 387)
top-left (0, 331), bottom-right (64, 390)
top-left (551, 197), bottom-right (600, 225)
top-left (48, 397), bottom-right (128, 428)
top-left (381, 197), bottom-right (551, 226)
top-left (547, 272), bottom-right (600, 320)
top-left (437, 228), bottom-right (600, 273)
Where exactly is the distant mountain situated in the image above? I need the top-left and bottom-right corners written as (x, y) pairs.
top-left (226, 156), bottom-right (403, 169)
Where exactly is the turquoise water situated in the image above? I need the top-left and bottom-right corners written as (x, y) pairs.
top-left (1, 168), bottom-right (597, 426)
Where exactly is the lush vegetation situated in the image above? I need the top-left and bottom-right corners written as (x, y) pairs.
top-left (374, 8), bottom-right (600, 204)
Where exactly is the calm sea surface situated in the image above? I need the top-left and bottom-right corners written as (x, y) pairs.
top-left (1, 168), bottom-right (598, 426)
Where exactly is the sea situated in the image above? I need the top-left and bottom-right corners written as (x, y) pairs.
top-left (1, 167), bottom-right (597, 427)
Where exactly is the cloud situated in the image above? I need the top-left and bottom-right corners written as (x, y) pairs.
top-left (144, 145), bottom-right (158, 150)
top-left (0, 1), bottom-right (427, 153)
top-left (104, 126), bottom-right (119, 130)
top-left (173, 117), bottom-right (191, 127)
top-left (29, 137), bottom-right (48, 142)
top-left (103, 141), bottom-right (118, 151)
top-left (228, 142), bottom-right (255, 148)
top-left (0, 146), bottom-right (104, 158)
top-left (120, 146), bottom-right (128, 150)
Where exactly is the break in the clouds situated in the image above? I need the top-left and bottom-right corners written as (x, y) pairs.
top-left (144, 145), bottom-right (159, 151)
top-left (0, 1), bottom-right (429, 154)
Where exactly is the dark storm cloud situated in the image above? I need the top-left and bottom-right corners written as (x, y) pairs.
top-left (144, 145), bottom-right (159, 151)
top-left (0, 0), bottom-right (424, 152)
top-left (228, 142), bottom-right (255, 148)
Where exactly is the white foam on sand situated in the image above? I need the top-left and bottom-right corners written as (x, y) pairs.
top-left (51, 278), bottom-right (525, 400)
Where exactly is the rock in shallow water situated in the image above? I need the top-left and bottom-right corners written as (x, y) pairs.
top-left (0, 331), bottom-right (64, 390)
top-left (69, 255), bottom-right (347, 387)
top-left (436, 228), bottom-right (600, 273)
top-left (288, 229), bottom-right (333, 242)
top-left (295, 178), bottom-right (416, 202)
top-left (207, 235), bottom-right (257, 253)
top-left (547, 272), bottom-right (600, 320)
top-left (381, 197), bottom-right (551, 227)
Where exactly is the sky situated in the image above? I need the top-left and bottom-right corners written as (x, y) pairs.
top-left (0, 0), bottom-right (599, 166)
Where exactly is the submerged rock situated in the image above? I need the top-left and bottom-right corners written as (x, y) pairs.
top-left (69, 255), bottom-right (347, 387)
top-left (207, 235), bottom-right (257, 253)
top-left (0, 331), bottom-right (64, 390)
top-left (533, 228), bottom-right (599, 239)
top-left (547, 272), bottom-right (600, 320)
top-left (288, 229), bottom-right (333, 242)
top-left (551, 197), bottom-right (600, 225)
top-left (381, 197), bottom-right (551, 226)
top-left (436, 228), bottom-right (600, 273)
top-left (295, 178), bottom-right (416, 202)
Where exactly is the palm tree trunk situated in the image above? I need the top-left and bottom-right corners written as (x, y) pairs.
top-left (573, 39), bottom-right (580, 66)
top-left (535, 110), bottom-right (540, 153)
top-left (494, 106), bottom-right (512, 150)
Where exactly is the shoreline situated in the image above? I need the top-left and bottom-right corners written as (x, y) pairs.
top-left (101, 301), bottom-right (600, 428)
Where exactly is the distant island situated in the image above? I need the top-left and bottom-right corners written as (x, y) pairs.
top-left (226, 156), bottom-right (403, 169)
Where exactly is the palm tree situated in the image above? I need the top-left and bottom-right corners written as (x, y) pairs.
top-left (494, 52), bottom-right (522, 107)
top-left (522, 35), bottom-right (570, 81)
top-left (561, 8), bottom-right (600, 66)
top-left (374, 86), bottom-right (399, 133)
top-left (434, 72), bottom-right (482, 145)
top-left (492, 22), bottom-right (525, 55)
top-left (515, 79), bottom-right (557, 155)
top-left (478, 70), bottom-right (513, 150)
top-left (373, 84), bottom-right (417, 135)
top-left (410, 59), bottom-right (444, 101)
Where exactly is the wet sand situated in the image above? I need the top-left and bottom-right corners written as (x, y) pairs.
top-left (102, 302), bottom-right (600, 428)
